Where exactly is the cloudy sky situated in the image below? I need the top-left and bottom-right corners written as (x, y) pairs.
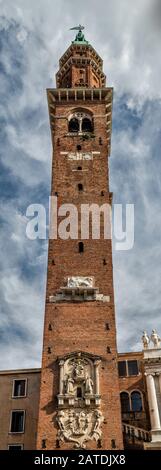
top-left (0, 0), bottom-right (161, 369)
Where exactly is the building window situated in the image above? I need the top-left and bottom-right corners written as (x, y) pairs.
top-left (78, 183), bottom-right (83, 191)
top-left (12, 379), bottom-right (27, 398)
top-left (8, 445), bottom-right (23, 450)
top-left (68, 118), bottom-right (79, 133)
top-left (10, 410), bottom-right (25, 433)
top-left (127, 360), bottom-right (138, 376)
top-left (82, 117), bottom-right (93, 133)
top-left (68, 110), bottom-right (94, 134)
top-left (78, 242), bottom-right (84, 253)
top-left (131, 391), bottom-right (143, 412)
top-left (118, 360), bottom-right (139, 377)
top-left (77, 144), bottom-right (82, 151)
top-left (118, 361), bottom-right (127, 377)
top-left (77, 166), bottom-right (82, 170)
top-left (120, 392), bottom-right (130, 413)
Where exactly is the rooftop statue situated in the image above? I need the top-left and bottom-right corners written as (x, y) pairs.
top-left (150, 329), bottom-right (161, 348)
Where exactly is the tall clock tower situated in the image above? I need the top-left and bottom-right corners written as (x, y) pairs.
top-left (37, 26), bottom-right (123, 450)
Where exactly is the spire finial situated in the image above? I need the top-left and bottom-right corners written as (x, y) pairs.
top-left (69, 25), bottom-right (89, 44)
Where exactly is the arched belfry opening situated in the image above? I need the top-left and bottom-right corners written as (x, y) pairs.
top-left (68, 109), bottom-right (94, 134)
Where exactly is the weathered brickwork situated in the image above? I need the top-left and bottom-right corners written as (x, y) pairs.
top-left (36, 38), bottom-right (123, 450)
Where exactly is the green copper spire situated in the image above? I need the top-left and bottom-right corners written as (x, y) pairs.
top-left (70, 24), bottom-right (89, 44)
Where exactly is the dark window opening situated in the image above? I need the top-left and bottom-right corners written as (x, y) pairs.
top-left (77, 144), bottom-right (82, 151)
top-left (13, 380), bottom-right (26, 398)
top-left (77, 166), bottom-right (82, 170)
top-left (79, 242), bottom-right (84, 253)
top-left (118, 361), bottom-right (127, 377)
top-left (42, 439), bottom-right (46, 449)
top-left (10, 411), bottom-right (25, 433)
top-left (99, 137), bottom-right (103, 145)
top-left (68, 118), bottom-right (79, 133)
top-left (101, 191), bottom-right (104, 196)
top-left (120, 392), bottom-right (130, 413)
top-left (48, 347), bottom-right (51, 354)
top-left (105, 323), bottom-right (110, 330)
top-left (131, 391), bottom-right (142, 412)
top-left (56, 439), bottom-right (60, 448)
top-left (127, 360), bottom-right (139, 376)
top-left (82, 118), bottom-right (93, 133)
top-left (54, 192), bottom-right (58, 196)
top-left (48, 324), bottom-right (52, 331)
top-left (77, 387), bottom-right (82, 398)
top-left (52, 259), bottom-right (55, 265)
top-left (78, 183), bottom-right (83, 191)
top-left (8, 445), bottom-right (23, 450)
top-left (97, 439), bottom-right (102, 448)
top-left (111, 439), bottom-right (116, 449)
top-left (103, 259), bottom-right (107, 265)
top-left (57, 138), bottom-right (60, 146)
top-left (107, 346), bottom-right (111, 353)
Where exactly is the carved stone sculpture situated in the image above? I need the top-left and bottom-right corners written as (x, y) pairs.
top-left (142, 331), bottom-right (150, 349)
top-left (57, 352), bottom-right (101, 406)
top-left (84, 375), bottom-right (93, 394)
top-left (151, 329), bottom-right (161, 348)
top-left (74, 360), bottom-right (85, 380)
top-left (66, 377), bottom-right (75, 395)
top-left (67, 277), bottom-right (93, 288)
top-left (56, 409), bottom-right (104, 448)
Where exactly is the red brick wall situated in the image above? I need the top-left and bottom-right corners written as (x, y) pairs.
top-left (37, 90), bottom-right (123, 449)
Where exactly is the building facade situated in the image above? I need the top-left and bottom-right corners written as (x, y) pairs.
top-left (0, 348), bottom-right (161, 449)
top-left (1, 28), bottom-right (161, 451)
top-left (0, 369), bottom-right (40, 450)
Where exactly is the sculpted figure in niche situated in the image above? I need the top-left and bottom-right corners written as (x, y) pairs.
top-left (66, 376), bottom-right (75, 394)
top-left (74, 360), bottom-right (84, 379)
top-left (142, 331), bottom-right (150, 349)
top-left (84, 375), bottom-right (93, 394)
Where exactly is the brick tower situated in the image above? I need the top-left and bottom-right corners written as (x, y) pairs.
top-left (37, 26), bottom-right (123, 450)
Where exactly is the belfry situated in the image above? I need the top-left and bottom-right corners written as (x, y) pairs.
top-left (36, 26), bottom-right (123, 450)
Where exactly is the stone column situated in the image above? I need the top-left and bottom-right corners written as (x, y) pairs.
top-left (94, 360), bottom-right (101, 395)
top-left (159, 373), bottom-right (161, 397)
top-left (146, 373), bottom-right (161, 430)
top-left (59, 360), bottom-right (64, 395)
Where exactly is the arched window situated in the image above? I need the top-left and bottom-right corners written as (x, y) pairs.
top-left (79, 242), bottom-right (84, 253)
top-left (68, 118), bottom-right (79, 133)
top-left (68, 109), bottom-right (94, 134)
top-left (131, 391), bottom-right (142, 412)
top-left (120, 392), bottom-right (130, 413)
top-left (82, 117), bottom-right (93, 133)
